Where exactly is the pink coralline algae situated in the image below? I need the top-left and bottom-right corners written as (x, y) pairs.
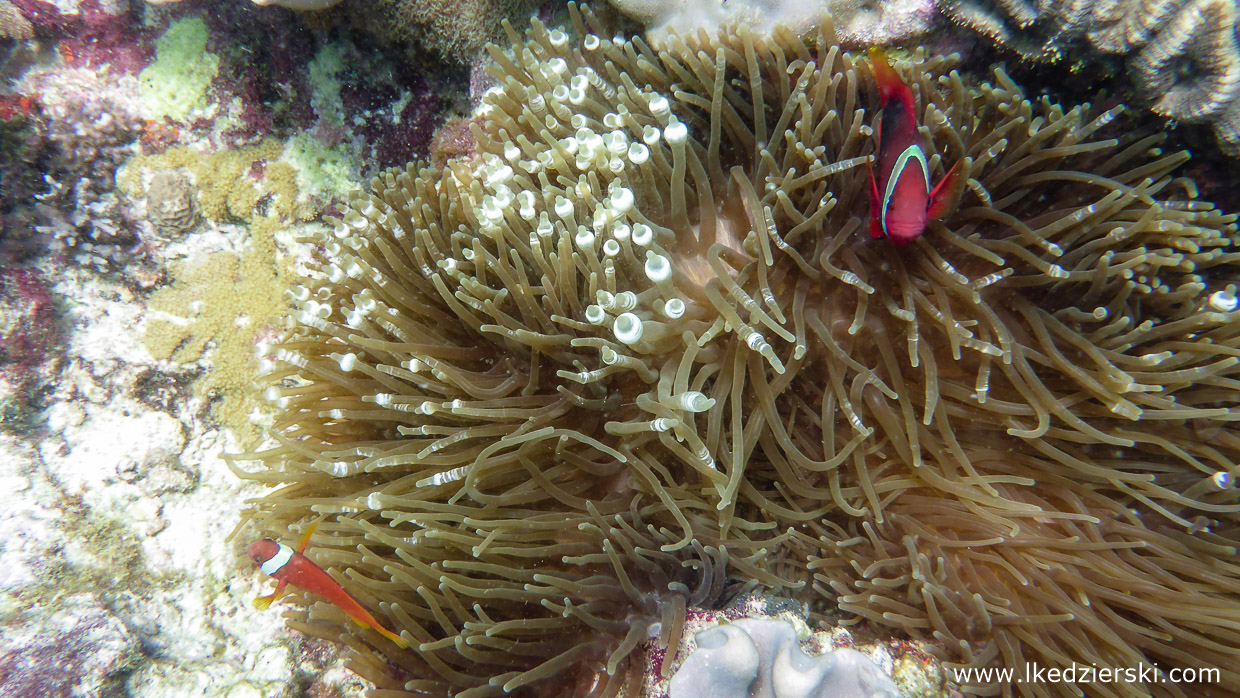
top-left (341, 61), bottom-right (460, 170)
top-left (9, 0), bottom-right (154, 75)
top-left (0, 267), bottom-right (62, 421)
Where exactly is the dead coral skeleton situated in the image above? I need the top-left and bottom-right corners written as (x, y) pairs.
top-left (942, 0), bottom-right (1240, 154)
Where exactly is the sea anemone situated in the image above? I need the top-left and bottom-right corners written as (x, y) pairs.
top-left (232, 5), bottom-right (1240, 697)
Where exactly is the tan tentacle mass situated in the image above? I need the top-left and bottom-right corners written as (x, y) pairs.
top-left (233, 5), bottom-right (1240, 697)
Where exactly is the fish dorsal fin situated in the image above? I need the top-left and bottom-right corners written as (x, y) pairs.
top-left (869, 47), bottom-right (907, 106)
top-left (296, 517), bottom-right (326, 554)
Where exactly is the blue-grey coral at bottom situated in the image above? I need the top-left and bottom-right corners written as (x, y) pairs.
top-left (668, 618), bottom-right (904, 698)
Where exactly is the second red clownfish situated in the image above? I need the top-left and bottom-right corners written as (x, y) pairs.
top-left (866, 47), bottom-right (964, 244)
top-left (248, 521), bottom-right (410, 649)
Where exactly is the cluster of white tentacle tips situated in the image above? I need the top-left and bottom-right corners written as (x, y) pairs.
top-left (466, 30), bottom-right (698, 357)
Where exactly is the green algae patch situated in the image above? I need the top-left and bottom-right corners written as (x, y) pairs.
top-left (307, 43), bottom-right (348, 128)
top-left (138, 18), bottom-right (220, 122)
top-left (281, 132), bottom-right (363, 202)
top-left (143, 216), bottom-right (293, 440)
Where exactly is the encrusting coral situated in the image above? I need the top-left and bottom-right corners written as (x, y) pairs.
top-left (366, 0), bottom-right (541, 62)
top-left (608, 0), bottom-right (935, 48)
top-left (232, 3), bottom-right (1240, 697)
top-left (941, 0), bottom-right (1240, 154)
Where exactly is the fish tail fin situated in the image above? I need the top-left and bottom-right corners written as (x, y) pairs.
top-left (928, 159), bottom-right (967, 220)
top-left (376, 625), bottom-right (411, 649)
top-left (350, 614), bottom-right (410, 649)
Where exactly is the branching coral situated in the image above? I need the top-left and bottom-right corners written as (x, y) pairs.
top-left (234, 4), bottom-right (1240, 697)
top-left (941, 0), bottom-right (1240, 154)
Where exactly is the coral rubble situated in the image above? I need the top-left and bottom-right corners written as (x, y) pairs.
top-left (235, 4), bottom-right (1240, 698)
top-left (941, 0), bottom-right (1240, 154)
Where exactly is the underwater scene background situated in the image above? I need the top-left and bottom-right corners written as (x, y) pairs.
top-left (1, 1), bottom-right (1239, 697)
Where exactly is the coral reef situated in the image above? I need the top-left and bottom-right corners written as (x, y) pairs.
top-left (234, 4), bottom-right (1240, 698)
top-left (0, 594), bottom-right (142, 695)
top-left (0, 93), bottom-right (42, 222)
top-left (0, 267), bottom-right (61, 428)
top-left (0, 247), bottom-right (373, 697)
top-left (140, 215), bottom-right (294, 434)
top-left (0, 0), bottom-right (460, 695)
top-left (24, 69), bottom-right (145, 270)
top-left (119, 141), bottom-right (315, 224)
top-left (608, 0), bottom-right (935, 47)
top-left (362, 0), bottom-right (541, 62)
top-left (668, 618), bottom-right (902, 698)
top-left (0, 0), bottom-right (32, 40)
top-left (252, 0), bottom-right (344, 10)
top-left (144, 168), bottom-right (201, 237)
top-left (10, 0), bottom-right (153, 74)
top-left (941, 0), bottom-right (1240, 154)
top-left (137, 17), bottom-right (220, 123)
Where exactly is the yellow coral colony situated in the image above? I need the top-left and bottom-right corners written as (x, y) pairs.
top-left (235, 5), bottom-right (1240, 698)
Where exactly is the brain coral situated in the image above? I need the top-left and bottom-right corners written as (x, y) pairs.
top-left (234, 4), bottom-right (1240, 697)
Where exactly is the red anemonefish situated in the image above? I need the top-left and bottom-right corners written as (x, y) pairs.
top-left (867, 47), bottom-right (964, 244)
top-left (248, 521), bottom-right (410, 649)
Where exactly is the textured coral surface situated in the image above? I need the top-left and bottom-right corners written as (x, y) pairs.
top-left (942, 0), bottom-right (1240, 155)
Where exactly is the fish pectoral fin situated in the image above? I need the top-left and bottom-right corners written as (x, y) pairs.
top-left (253, 580), bottom-right (289, 610)
top-left (927, 159), bottom-right (967, 220)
